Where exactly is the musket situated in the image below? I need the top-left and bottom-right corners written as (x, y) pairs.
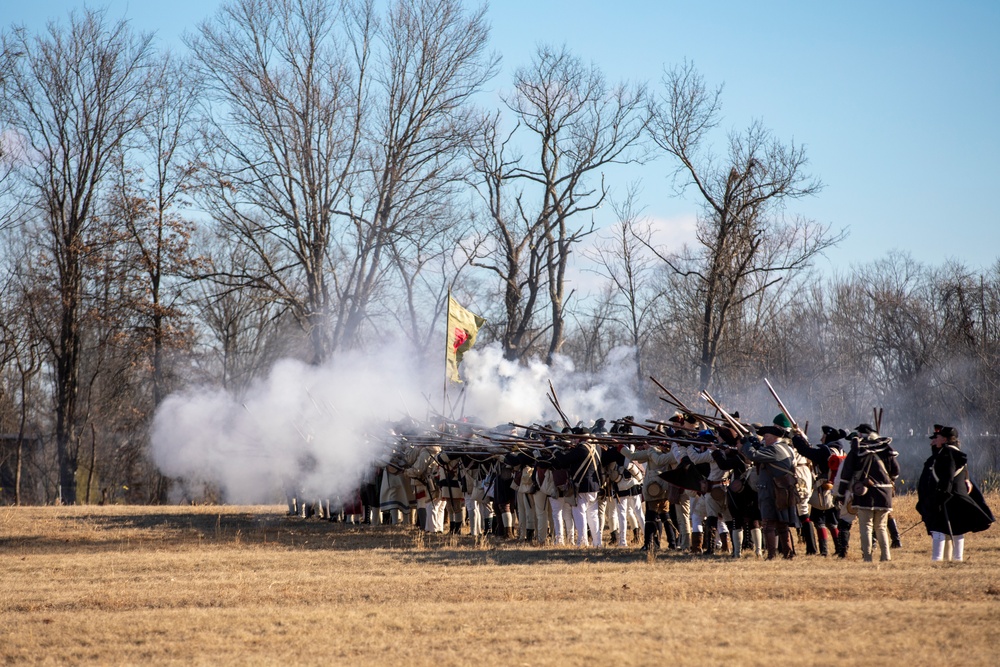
top-left (624, 419), bottom-right (727, 448)
top-left (547, 380), bottom-right (572, 429)
top-left (699, 390), bottom-right (749, 436)
top-left (763, 378), bottom-right (799, 432)
top-left (649, 376), bottom-right (693, 413)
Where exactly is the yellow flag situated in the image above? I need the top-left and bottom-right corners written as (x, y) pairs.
top-left (446, 295), bottom-right (486, 383)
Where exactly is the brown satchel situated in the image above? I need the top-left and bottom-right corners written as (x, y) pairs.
top-left (772, 473), bottom-right (796, 510)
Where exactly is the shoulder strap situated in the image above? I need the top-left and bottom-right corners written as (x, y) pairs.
top-left (572, 444), bottom-right (599, 485)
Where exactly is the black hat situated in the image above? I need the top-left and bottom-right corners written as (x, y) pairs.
top-left (757, 424), bottom-right (789, 438)
top-left (856, 423), bottom-right (876, 435)
top-left (931, 426), bottom-right (958, 439)
top-left (821, 425), bottom-right (847, 444)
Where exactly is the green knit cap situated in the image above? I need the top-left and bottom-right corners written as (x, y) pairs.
top-left (773, 413), bottom-right (792, 429)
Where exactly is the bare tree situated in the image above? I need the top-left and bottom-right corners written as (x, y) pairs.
top-left (192, 229), bottom-right (303, 395)
top-left (468, 45), bottom-right (648, 364)
top-left (0, 262), bottom-right (44, 505)
top-left (510, 45), bottom-right (648, 365)
top-left (190, 0), bottom-right (496, 363)
top-left (465, 112), bottom-right (550, 361)
top-left (1, 9), bottom-right (156, 503)
top-left (647, 60), bottom-right (844, 389)
top-left (108, 54), bottom-right (203, 407)
top-left (189, 0), bottom-right (360, 364)
top-left (583, 184), bottom-right (666, 387)
top-left (333, 0), bottom-right (497, 354)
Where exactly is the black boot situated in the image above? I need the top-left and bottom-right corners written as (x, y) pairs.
top-left (641, 520), bottom-right (656, 551)
top-left (836, 521), bottom-right (852, 558)
top-left (888, 516), bottom-right (902, 549)
top-left (526, 528), bottom-right (535, 542)
top-left (817, 526), bottom-right (830, 557)
top-left (801, 517), bottom-right (818, 555)
top-left (661, 512), bottom-right (677, 549)
top-left (610, 530), bottom-right (619, 545)
top-left (704, 517), bottom-right (718, 556)
top-left (417, 508), bottom-right (427, 531)
top-left (632, 527), bottom-right (641, 544)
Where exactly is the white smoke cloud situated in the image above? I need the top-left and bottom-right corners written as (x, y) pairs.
top-left (459, 344), bottom-right (644, 427)
top-left (150, 341), bottom-right (649, 504)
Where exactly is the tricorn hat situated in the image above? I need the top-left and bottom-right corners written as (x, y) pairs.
top-left (931, 425), bottom-right (958, 439)
top-left (821, 425), bottom-right (848, 444)
top-left (758, 424), bottom-right (789, 438)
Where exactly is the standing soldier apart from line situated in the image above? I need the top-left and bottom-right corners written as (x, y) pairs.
top-left (916, 425), bottom-right (994, 562)
top-left (835, 424), bottom-right (899, 562)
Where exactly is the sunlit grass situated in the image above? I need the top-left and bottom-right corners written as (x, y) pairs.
top-left (1, 495), bottom-right (997, 665)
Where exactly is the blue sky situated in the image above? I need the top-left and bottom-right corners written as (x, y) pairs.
top-left (8, 0), bottom-right (1000, 274)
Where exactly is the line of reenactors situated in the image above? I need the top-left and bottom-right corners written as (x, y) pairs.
top-left (290, 407), bottom-right (930, 561)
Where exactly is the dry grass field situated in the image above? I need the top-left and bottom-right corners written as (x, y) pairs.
top-left (2, 493), bottom-right (998, 666)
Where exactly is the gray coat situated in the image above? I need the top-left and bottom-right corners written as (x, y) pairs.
top-left (741, 437), bottom-right (798, 524)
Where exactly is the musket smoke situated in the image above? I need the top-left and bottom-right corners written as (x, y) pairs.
top-left (150, 342), bottom-right (648, 503)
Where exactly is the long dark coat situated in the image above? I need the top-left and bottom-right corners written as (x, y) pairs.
top-left (916, 444), bottom-right (994, 535)
top-left (836, 438), bottom-right (899, 511)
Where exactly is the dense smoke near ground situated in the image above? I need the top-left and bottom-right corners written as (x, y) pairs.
top-left (150, 342), bottom-right (649, 504)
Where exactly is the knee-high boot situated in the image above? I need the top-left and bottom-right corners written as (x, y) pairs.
top-left (778, 523), bottom-right (794, 559)
top-left (641, 507), bottom-right (658, 551)
top-left (817, 526), bottom-right (830, 556)
top-left (661, 512), bottom-right (677, 549)
top-left (641, 519), bottom-right (657, 551)
top-left (836, 519), bottom-right (852, 558)
top-left (763, 521), bottom-right (778, 560)
top-left (689, 531), bottom-right (704, 555)
top-left (703, 517), bottom-right (718, 556)
top-left (888, 515), bottom-right (902, 549)
top-left (801, 517), bottom-right (818, 555)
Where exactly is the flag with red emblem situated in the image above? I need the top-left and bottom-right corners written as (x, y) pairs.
top-left (446, 294), bottom-right (485, 383)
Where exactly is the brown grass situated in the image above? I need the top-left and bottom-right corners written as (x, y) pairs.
top-left (1, 494), bottom-right (998, 666)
